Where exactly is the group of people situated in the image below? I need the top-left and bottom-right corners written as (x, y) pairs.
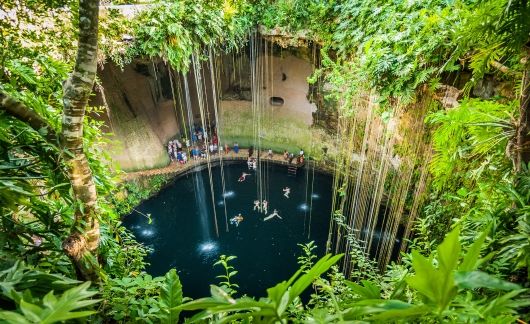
top-left (253, 199), bottom-right (269, 214)
top-left (283, 149), bottom-right (305, 165)
top-left (253, 199), bottom-right (281, 221)
top-left (230, 170), bottom-right (292, 226)
top-left (167, 139), bottom-right (188, 164)
top-left (230, 207), bottom-right (282, 226)
top-left (167, 125), bottom-right (227, 162)
top-left (169, 128), bottom-right (307, 168)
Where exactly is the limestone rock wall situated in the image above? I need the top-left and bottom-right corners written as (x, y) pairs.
top-left (93, 39), bottom-right (323, 171)
top-left (92, 60), bottom-right (178, 171)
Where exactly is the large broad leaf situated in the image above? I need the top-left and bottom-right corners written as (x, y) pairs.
top-left (345, 280), bottom-right (381, 299)
top-left (13, 282), bottom-right (99, 324)
top-left (454, 271), bottom-right (521, 291)
top-left (289, 254), bottom-right (343, 304)
top-left (437, 225), bottom-right (461, 274)
top-left (176, 297), bottom-right (229, 311)
top-left (178, 254), bottom-right (343, 323)
top-left (406, 250), bottom-right (438, 303)
top-left (158, 269), bottom-right (183, 323)
top-left (343, 299), bottom-right (432, 320)
top-left (408, 226), bottom-right (461, 310)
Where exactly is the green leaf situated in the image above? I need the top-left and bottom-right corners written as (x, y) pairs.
top-left (289, 254), bottom-right (343, 303)
top-left (459, 226), bottom-right (490, 272)
top-left (406, 250), bottom-right (438, 303)
top-left (37, 282), bottom-right (99, 323)
top-left (345, 280), bottom-right (381, 299)
top-left (159, 269), bottom-right (183, 323)
top-left (437, 225), bottom-right (461, 273)
top-left (176, 297), bottom-right (227, 311)
top-left (20, 299), bottom-right (43, 322)
top-left (210, 285), bottom-right (235, 303)
top-left (370, 302), bottom-right (432, 320)
top-left (454, 271), bottom-right (521, 291)
top-left (0, 311), bottom-right (31, 323)
top-left (276, 291), bottom-right (290, 316)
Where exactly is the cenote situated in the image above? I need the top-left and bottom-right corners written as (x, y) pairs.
top-left (123, 161), bottom-right (333, 298)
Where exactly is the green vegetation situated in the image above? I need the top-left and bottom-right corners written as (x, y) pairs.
top-left (1, 0), bottom-right (529, 323)
top-left (100, 0), bottom-right (256, 70)
top-left (112, 174), bottom-right (172, 216)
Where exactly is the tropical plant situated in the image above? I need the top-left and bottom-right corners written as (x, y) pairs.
top-left (178, 254), bottom-right (343, 322)
top-left (214, 255), bottom-right (240, 295)
top-left (0, 262), bottom-right (99, 323)
top-left (305, 226), bottom-right (529, 323)
top-left (100, 268), bottom-right (185, 322)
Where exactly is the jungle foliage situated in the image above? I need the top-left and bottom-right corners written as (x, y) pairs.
top-left (100, 0), bottom-right (256, 71)
top-left (1, 0), bottom-right (529, 322)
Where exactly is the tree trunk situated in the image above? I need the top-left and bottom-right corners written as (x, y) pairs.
top-left (515, 60), bottom-right (530, 173)
top-left (61, 0), bottom-right (101, 282)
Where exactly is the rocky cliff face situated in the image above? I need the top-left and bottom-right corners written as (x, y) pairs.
top-left (91, 60), bottom-right (176, 171)
top-left (93, 38), bottom-right (326, 171)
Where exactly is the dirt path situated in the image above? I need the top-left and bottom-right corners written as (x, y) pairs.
top-left (123, 149), bottom-right (303, 180)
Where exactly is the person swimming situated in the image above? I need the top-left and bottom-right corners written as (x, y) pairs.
top-left (230, 213), bottom-right (244, 227)
top-left (264, 209), bottom-right (282, 221)
top-left (283, 187), bottom-right (291, 198)
top-left (247, 157), bottom-right (253, 169)
top-left (262, 200), bottom-right (268, 214)
top-left (253, 200), bottom-right (261, 211)
top-left (238, 172), bottom-right (251, 182)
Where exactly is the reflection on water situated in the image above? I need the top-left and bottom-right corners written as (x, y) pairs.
top-left (140, 229), bottom-right (155, 237)
top-left (311, 193), bottom-right (320, 199)
top-left (298, 203), bottom-right (310, 211)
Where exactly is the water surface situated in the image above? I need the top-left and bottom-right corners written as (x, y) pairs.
top-left (123, 162), bottom-right (332, 298)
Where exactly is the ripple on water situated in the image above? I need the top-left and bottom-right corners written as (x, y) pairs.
top-left (298, 203), bottom-right (310, 212)
top-left (140, 229), bottom-right (155, 237)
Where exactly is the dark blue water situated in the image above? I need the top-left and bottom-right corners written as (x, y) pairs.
top-left (123, 162), bottom-right (332, 298)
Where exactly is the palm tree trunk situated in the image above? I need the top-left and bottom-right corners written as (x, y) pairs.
top-left (61, 0), bottom-right (101, 282)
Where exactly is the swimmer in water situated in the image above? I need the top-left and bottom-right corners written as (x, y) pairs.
top-left (230, 213), bottom-right (244, 227)
top-left (262, 200), bottom-right (268, 214)
top-left (264, 209), bottom-right (282, 221)
top-left (238, 172), bottom-right (251, 182)
top-left (282, 187), bottom-right (291, 198)
top-left (253, 200), bottom-right (261, 211)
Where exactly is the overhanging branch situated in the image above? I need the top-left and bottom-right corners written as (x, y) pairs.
top-left (0, 90), bottom-right (59, 144)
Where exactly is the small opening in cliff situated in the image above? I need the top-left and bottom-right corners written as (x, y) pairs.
top-left (134, 63), bottom-right (150, 77)
top-left (270, 97), bottom-right (284, 106)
